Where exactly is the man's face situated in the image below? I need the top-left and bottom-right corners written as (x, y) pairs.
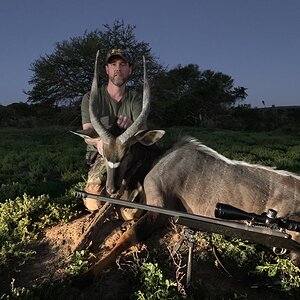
top-left (105, 57), bottom-right (132, 87)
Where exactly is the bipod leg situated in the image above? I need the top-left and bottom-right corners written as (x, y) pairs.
top-left (185, 228), bottom-right (195, 289)
top-left (172, 227), bottom-right (195, 289)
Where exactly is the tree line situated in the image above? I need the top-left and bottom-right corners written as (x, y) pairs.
top-left (1, 20), bottom-right (299, 130)
top-left (1, 101), bottom-right (299, 131)
top-left (24, 21), bottom-right (246, 124)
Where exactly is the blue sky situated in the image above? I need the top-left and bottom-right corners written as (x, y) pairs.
top-left (1, 0), bottom-right (299, 107)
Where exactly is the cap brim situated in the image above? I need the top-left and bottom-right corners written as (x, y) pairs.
top-left (107, 55), bottom-right (129, 64)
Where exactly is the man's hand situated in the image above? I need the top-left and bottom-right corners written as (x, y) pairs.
top-left (117, 115), bottom-right (132, 129)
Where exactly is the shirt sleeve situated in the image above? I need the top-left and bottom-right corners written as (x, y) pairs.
top-left (131, 92), bottom-right (143, 121)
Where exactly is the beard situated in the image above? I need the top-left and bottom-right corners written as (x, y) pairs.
top-left (109, 74), bottom-right (128, 87)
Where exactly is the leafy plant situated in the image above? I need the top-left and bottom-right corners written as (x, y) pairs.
top-left (210, 233), bottom-right (260, 268)
top-left (256, 258), bottom-right (300, 291)
top-left (134, 262), bottom-right (182, 300)
top-left (0, 192), bottom-right (81, 267)
top-left (65, 250), bottom-right (91, 276)
top-left (0, 278), bottom-right (75, 300)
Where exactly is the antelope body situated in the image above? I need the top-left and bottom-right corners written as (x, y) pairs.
top-left (73, 52), bottom-right (300, 288)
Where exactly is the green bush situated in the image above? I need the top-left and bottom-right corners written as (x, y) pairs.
top-left (0, 192), bottom-right (81, 267)
top-left (65, 250), bottom-right (91, 276)
top-left (134, 262), bottom-right (182, 300)
top-left (256, 258), bottom-right (300, 291)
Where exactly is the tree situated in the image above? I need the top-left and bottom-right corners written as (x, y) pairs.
top-left (151, 64), bottom-right (247, 126)
top-left (25, 20), bottom-right (164, 107)
top-left (150, 64), bottom-right (200, 125)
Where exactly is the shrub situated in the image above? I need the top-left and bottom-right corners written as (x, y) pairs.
top-left (0, 192), bottom-right (81, 267)
top-left (134, 262), bottom-right (182, 300)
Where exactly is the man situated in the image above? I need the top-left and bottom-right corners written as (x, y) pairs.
top-left (81, 48), bottom-right (143, 159)
top-left (81, 48), bottom-right (144, 210)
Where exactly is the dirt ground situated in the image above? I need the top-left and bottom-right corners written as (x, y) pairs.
top-left (0, 209), bottom-right (296, 300)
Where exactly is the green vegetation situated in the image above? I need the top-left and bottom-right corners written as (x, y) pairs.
top-left (1, 127), bottom-right (300, 299)
top-left (0, 193), bottom-right (81, 267)
top-left (0, 127), bottom-right (85, 268)
top-left (66, 250), bottom-right (91, 276)
top-left (0, 279), bottom-right (75, 300)
top-left (256, 258), bottom-right (300, 292)
top-left (0, 127), bottom-right (86, 202)
top-left (134, 262), bottom-right (181, 300)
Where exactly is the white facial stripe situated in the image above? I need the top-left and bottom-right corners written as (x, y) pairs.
top-left (107, 161), bottom-right (120, 169)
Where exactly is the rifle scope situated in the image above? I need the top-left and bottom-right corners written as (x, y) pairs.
top-left (215, 203), bottom-right (300, 233)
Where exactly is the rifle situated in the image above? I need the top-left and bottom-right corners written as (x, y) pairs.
top-left (75, 190), bottom-right (300, 288)
top-left (74, 190), bottom-right (300, 252)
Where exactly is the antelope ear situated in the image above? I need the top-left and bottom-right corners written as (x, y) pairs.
top-left (134, 130), bottom-right (165, 146)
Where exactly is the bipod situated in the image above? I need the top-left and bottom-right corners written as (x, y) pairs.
top-left (172, 227), bottom-right (195, 289)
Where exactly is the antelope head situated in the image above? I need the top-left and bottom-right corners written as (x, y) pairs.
top-left (89, 51), bottom-right (164, 196)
